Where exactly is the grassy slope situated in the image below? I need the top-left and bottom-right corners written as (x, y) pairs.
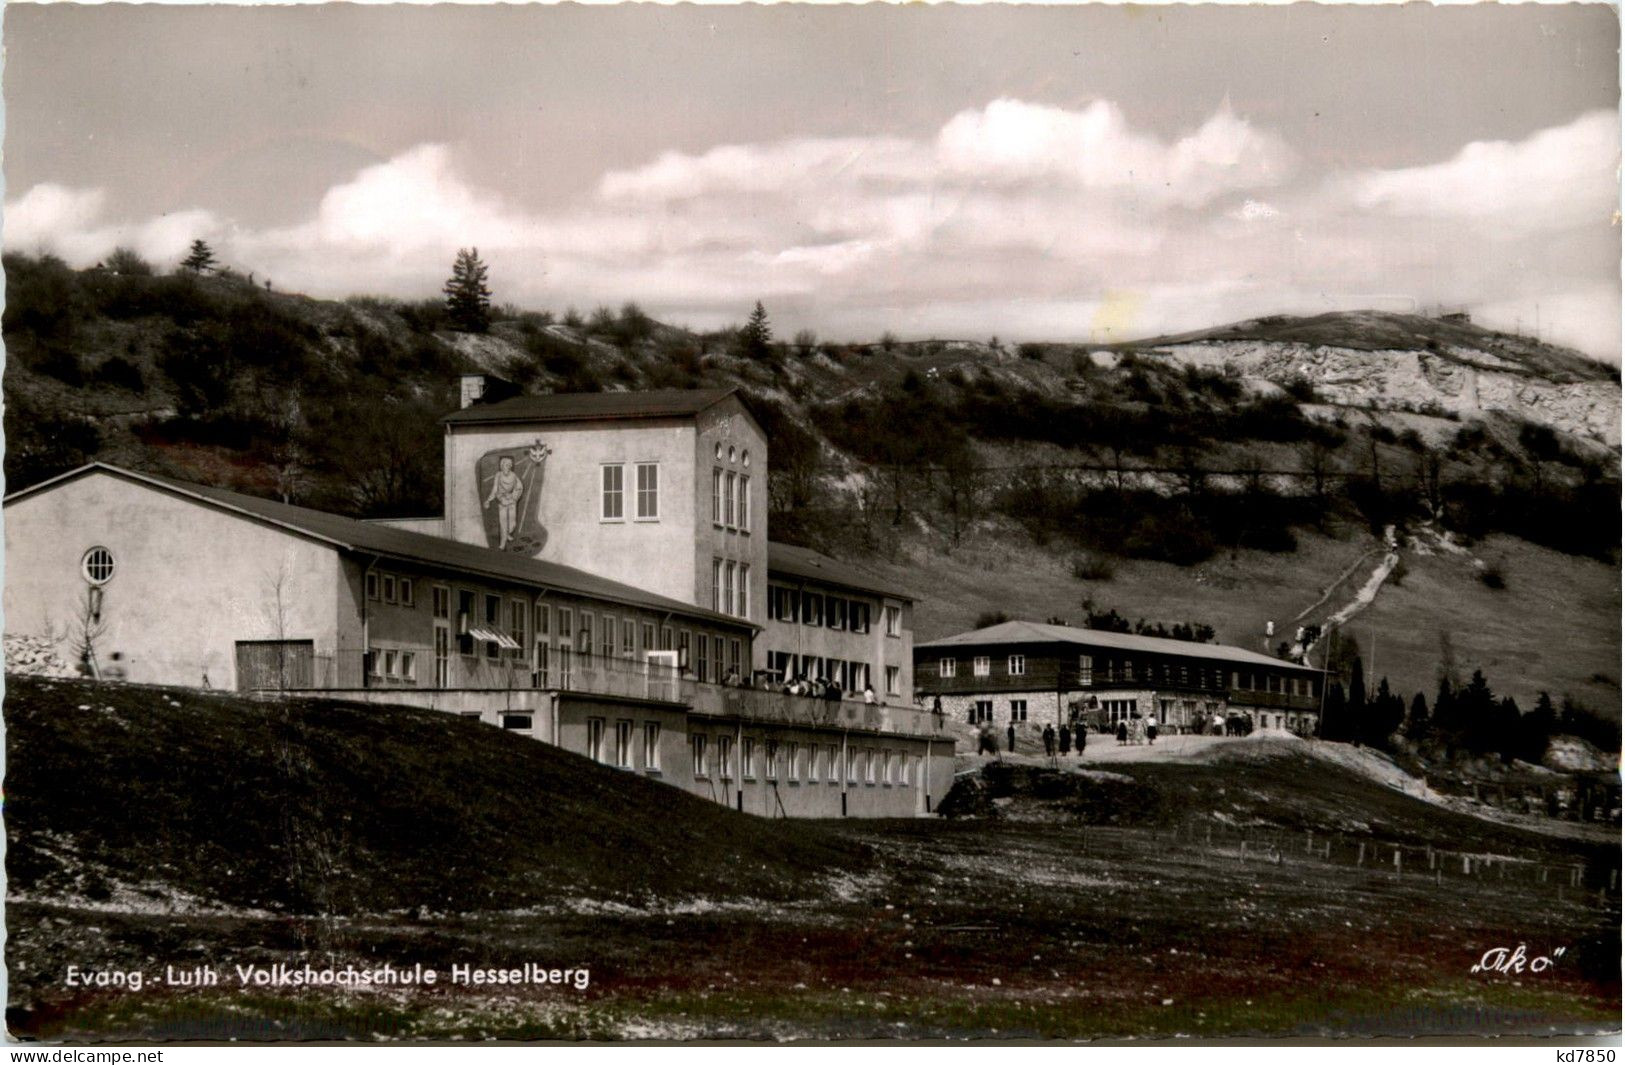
top-left (4, 676), bottom-right (868, 914)
top-left (869, 522), bottom-right (1620, 713)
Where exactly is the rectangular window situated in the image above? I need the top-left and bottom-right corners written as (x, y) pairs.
top-left (850, 603), bottom-right (871, 634)
top-left (383, 649), bottom-right (397, 677)
top-left (801, 593), bottom-right (823, 627)
top-left (712, 468), bottom-right (724, 525)
top-left (483, 594), bottom-right (502, 659)
top-left (973, 699), bottom-right (993, 723)
top-left (883, 750), bottom-right (893, 785)
top-left (643, 721), bottom-right (661, 771)
top-left (366, 572), bottom-right (380, 601)
top-left (712, 559), bottom-right (724, 612)
top-left (643, 623), bottom-right (656, 657)
top-left (536, 603), bottom-right (551, 639)
top-left (810, 744), bottom-right (821, 782)
top-left (502, 713), bottom-right (532, 731)
top-left (846, 746), bottom-right (858, 784)
top-left (827, 597), bottom-right (848, 631)
top-left (723, 562), bottom-right (737, 618)
top-left (433, 585), bottom-right (450, 619)
top-left (828, 745), bottom-right (841, 783)
top-left (885, 665), bottom-right (900, 696)
top-left (400, 578), bottom-right (415, 608)
top-left (849, 660), bottom-right (869, 691)
top-left (692, 734), bottom-right (708, 778)
top-left (1011, 699), bottom-right (1028, 722)
top-left (901, 755), bottom-right (912, 786)
top-left (615, 719), bottom-right (633, 768)
top-left (400, 651), bottom-right (416, 682)
top-left (695, 632), bottom-right (710, 683)
top-left (622, 619), bottom-right (636, 659)
top-left (742, 738), bottom-right (756, 780)
top-left (601, 464), bottom-right (625, 520)
top-left (382, 575), bottom-right (397, 604)
top-left (724, 471), bottom-right (736, 530)
top-left (1009, 655), bottom-right (1027, 676)
top-left (728, 638), bottom-right (742, 675)
top-left (973, 656), bottom-right (990, 677)
top-left (885, 605), bottom-right (902, 637)
top-left (601, 616), bottom-right (616, 659)
top-left (509, 599), bottom-right (527, 657)
top-left (1080, 655), bottom-right (1093, 686)
top-left (635, 462), bottom-right (659, 519)
top-left (737, 474), bottom-right (750, 531)
top-left (737, 564), bottom-right (750, 618)
top-left (587, 718), bottom-right (606, 763)
top-left (765, 743), bottom-right (778, 782)
top-left (580, 611), bottom-right (595, 659)
top-left (718, 736), bottom-right (733, 780)
top-left (677, 630), bottom-right (691, 672)
top-left (864, 749), bottom-right (876, 785)
top-left (659, 625), bottom-right (672, 651)
top-left (939, 659), bottom-right (956, 678)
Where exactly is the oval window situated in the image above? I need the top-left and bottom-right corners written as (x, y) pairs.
top-left (82, 546), bottom-right (115, 585)
top-left (742, 449), bottom-right (751, 467)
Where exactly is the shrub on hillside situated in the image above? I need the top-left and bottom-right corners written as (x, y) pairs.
top-left (1070, 552), bottom-right (1116, 581)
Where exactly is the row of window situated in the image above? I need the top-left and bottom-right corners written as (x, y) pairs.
top-left (690, 735), bottom-right (914, 787)
top-left (934, 652), bottom-right (1317, 698)
top-left (711, 559), bottom-right (751, 619)
top-left (940, 654), bottom-right (1025, 678)
top-left (764, 653), bottom-right (902, 696)
top-left (711, 468), bottom-right (751, 532)
top-left (365, 569), bottom-right (417, 608)
top-left (586, 717), bottom-right (663, 772)
top-left (601, 463), bottom-right (660, 522)
top-left (767, 587), bottom-right (896, 636)
top-left (968, 699), bottom-right (1028, 722)
top-left (367, 647), bottom-right (418, 682)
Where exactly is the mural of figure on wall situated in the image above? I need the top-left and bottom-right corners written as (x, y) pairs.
top-left (476, 439), bottom-right (552, 554)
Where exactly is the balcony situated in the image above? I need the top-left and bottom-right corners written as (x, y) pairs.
top-left (275, 652), bottom-right (942, 739)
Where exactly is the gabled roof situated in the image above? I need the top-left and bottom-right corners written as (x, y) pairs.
top-left (767, 541), bottom-right (916, 602)
top-left (915, 619), bottom-right (1319, 672)
top-left (6, 464), bottom-right (755, 631)
top-left (443, 387), bottom-right (740, 426)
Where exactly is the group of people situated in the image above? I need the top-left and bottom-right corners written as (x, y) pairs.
top-left (1037, 722), bottom-right (1088, 758)
top-left (1114, 715), bottom-right (1159, 746)
top-left (752, 672), bottom-right (877, 705)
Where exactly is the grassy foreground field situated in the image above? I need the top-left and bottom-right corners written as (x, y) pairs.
top-left (6, 678), bottom-right (1618, 1042)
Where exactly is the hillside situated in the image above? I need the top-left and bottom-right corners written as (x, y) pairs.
top-left (3, 676), bottom-right (868, 915)
top-left (4, 253), bottom-right (1618, 720)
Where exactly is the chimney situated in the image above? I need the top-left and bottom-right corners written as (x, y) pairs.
top-left (459, 373), bottom-right (519, 409)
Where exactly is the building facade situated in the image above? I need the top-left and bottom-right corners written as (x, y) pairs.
top-left (5, 387), bottom-right (949, 818)
top-left (915, 619), bottom-right (1323, 734)
top-left (763, 542), bottom-right (916, 702)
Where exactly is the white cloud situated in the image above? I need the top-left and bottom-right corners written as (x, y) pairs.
top-left (4, 101), bottom-right (1618, 360)
top-left (1344, 109), bottom-right (1619, 235)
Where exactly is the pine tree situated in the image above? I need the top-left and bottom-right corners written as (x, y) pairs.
top-left (1405, 690), bottom-right (1430, 742)
top-left (1346, 655), bottom-right (1366, 745)
top-left (180, 239), bottom-right (217, 273)
top-left (1321, 682), bottom-right (1348, 741)
top-left (739, 301), bottom-right (773, 360)
top-left (443, 248), bottom-right (493, 333)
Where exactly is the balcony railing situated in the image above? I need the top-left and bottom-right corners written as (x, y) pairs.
top-left (279, 652), bottom-right (942, 738)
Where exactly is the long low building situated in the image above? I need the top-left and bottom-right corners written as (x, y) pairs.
top-left (4, 385), bottom-right (955, 819)
top-left (914, 619), bottom-right (1324, 734)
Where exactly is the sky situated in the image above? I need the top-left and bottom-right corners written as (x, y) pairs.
top-left (4, 4), bottom-right (1620, 359)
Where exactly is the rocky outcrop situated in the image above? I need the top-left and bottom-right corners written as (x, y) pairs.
top-left (1151, 339), bottom-right (1621, 446)
top-left (5, 634), bottom-right (77, 678)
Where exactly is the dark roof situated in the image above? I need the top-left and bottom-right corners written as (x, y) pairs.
top-left (443, 388), bottom-right (739, 426)
top-left (767, 541), bottom-right (916, 602)
top-left (7, 464), bottom-right (755, 631)
top-left (915, 619), bottom-right (1319, 673)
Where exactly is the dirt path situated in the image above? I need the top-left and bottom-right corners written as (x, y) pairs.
top-left (1295, 524), bottom-right (1400, 659)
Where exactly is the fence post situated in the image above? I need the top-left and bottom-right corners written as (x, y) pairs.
top-left (1357, 842), bottom-right (1365, 867)
top-left (1463, 855), bottom-right (1472, 875)
top-left (1240, 840), bottom-right (1248, 862)
top-left (1393, 850), bottom-right (1402, 874)
top-left (1306, 830), bottom-right (1314, 855)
